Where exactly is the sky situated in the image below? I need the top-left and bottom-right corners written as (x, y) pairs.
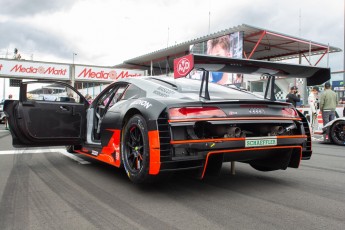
top-left (0, 0), bottom-right (344, 97)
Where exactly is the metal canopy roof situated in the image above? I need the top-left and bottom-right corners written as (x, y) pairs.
top-left (115, 24), bottom-right (341, 74)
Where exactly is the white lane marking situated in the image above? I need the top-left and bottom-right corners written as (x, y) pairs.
top-left (0, 148), bottom-right (91, 165)
top-left (52, 149), bottom-right (91, 165)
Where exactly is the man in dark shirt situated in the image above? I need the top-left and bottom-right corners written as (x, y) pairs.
top-left (286, 86), bottom-right (300, 107)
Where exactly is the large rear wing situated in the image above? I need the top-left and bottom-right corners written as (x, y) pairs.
top-left (173, 54), bottom-right (330, 86)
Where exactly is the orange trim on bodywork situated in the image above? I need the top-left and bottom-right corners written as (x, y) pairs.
top-left (148, 130), bottom-right (161, 175)
top-left (75, 149), bottom-right (117, 166)
top-left (101, 129), bottom-right (121, 167)
top-left (168, 117), bottom-right (301, 123)
top-left (201, 146), bottom-right (302, 179)
top-left (170, 135), bottom-right (307, 145)
top-left (75, 129), bottom-right (121, 167)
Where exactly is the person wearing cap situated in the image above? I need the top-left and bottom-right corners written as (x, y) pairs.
top-left (319, 82), bottom-right (339, 125)
top-left (308, 86), bottom-right (319, 132)
top-left (286, 86), bottom-right (300, 107)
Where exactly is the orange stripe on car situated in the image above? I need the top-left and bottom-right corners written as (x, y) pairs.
top-left (168, 117), bottom-right (301, 123)
top-left (201, 146), bottom-right (302, 179)
top-left (170, 135), bottom-right (307, 145)
top-left (148, 130), bottom-right (160, 175)
top-left (101, 129), bottom-right (121, 167)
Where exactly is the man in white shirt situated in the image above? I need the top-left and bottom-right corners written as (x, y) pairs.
top-left (308, 86), bottom-right (319, 132)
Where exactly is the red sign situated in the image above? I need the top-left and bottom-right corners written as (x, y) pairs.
top-left (174, 54), bottom-right (194, 78)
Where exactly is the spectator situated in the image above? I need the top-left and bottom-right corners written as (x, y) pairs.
top-left (5, 94), bottom-right (13, 130)
top-left (285, 86), bottom-right (300, 107)
top-left (319, 82), bottom-right (339, 125)
top-left (85, 94), bottom-right (93, 104)
top-left (308, 86), bottom-right (319, 132)
top-left (13, 48), bottom-right (21, 60)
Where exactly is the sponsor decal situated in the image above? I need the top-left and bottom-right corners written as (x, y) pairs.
top-left (91, 150), bottom-right (99, 156)
top-left (131, 100), bottom-right (152, 109)
top-left (174, 54), bottom-right (194, 78)
top-left (153, 86), bottom-right (176, 97)
top-left (245, 137), bottom-right (277, 147)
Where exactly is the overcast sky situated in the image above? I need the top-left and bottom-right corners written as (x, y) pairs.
top-left (0, 0), bottom-right (344, 73)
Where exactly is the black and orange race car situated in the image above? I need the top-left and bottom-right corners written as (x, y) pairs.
top-left (4, 54), bottom-right (330, 183)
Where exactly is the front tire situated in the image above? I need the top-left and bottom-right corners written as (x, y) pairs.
top-left (330, 121), bottom-right (345, 146)
top-left (121, 115), bottom-right (151, 183)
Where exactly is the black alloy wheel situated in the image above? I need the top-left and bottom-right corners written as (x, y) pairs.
top-left (330, 121), bottom-right (345, 146)
top-left (121, 115), bottom-right (150, 183)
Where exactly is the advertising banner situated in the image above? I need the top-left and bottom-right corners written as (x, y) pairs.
top-left (189, 32), bottom-right (244, 86)
top-left (0, 59), bottom-right (70, 80)
top-left (75, 65), bottom-right (144, 82)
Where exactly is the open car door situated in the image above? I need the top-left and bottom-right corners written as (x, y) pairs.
top-left (4, 81), bottom-right (89, 147)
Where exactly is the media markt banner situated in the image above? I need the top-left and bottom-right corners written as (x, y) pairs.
top-left (0, 59), bottom-right (70, 80)
top-left (75, 65), bottom-right (145, 82)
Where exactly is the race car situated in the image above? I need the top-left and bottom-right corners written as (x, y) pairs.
top-left (4, 54), bottom-right (330, 183)
top-left (0, 99), bottom-right (6, 124)
top-left (322, 118), bottom-right (345, 145)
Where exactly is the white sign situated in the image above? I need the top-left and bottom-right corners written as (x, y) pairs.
top-left (245, 137), bottom-right (277, 147)
top-left (0, 59), bottom-right (70, 80)
top-left (75, 65), bottom-right (144, 82)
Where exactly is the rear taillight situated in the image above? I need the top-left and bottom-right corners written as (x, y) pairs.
top-left (168, 107), bottom-right (226, 120)
top-left (282, 107), bottom-right (299, 118)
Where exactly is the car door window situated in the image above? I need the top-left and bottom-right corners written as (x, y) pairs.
top-left (26, 82), bottom-right (81, 103)
top-left (12, 81), bottom-right (87, 143)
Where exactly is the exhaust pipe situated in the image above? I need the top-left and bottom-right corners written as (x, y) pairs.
top-left (226, 127), bottom-right (242, 138)
top-left (271, 126), bottom-right (284, 136)
top-left (285, 123), bottom-right (296, 132)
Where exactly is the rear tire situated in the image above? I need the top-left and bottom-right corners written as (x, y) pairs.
top-left (121, 115), bottom-right (151, 183)
top-left (330, 121), bottom-right (345, 146)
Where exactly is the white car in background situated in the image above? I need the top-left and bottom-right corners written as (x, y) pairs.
top-left (0, 99), bottom-right (6, 123)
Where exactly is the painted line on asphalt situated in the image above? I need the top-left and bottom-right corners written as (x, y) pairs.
top-left (0, 148), bottom-right (91, 165)
top-left (51, 149), bottom-right (91, 165)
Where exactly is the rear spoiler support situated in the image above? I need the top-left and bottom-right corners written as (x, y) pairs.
top-left (199, 70), bottom-right (210, 100)
top-left (263, 74), bottom-right (276, 101)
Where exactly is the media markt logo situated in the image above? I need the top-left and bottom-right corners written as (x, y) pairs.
top-left (10, 64), bottom-right (67, 75)
top-left (245, 137), bottom-right (277, 147)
